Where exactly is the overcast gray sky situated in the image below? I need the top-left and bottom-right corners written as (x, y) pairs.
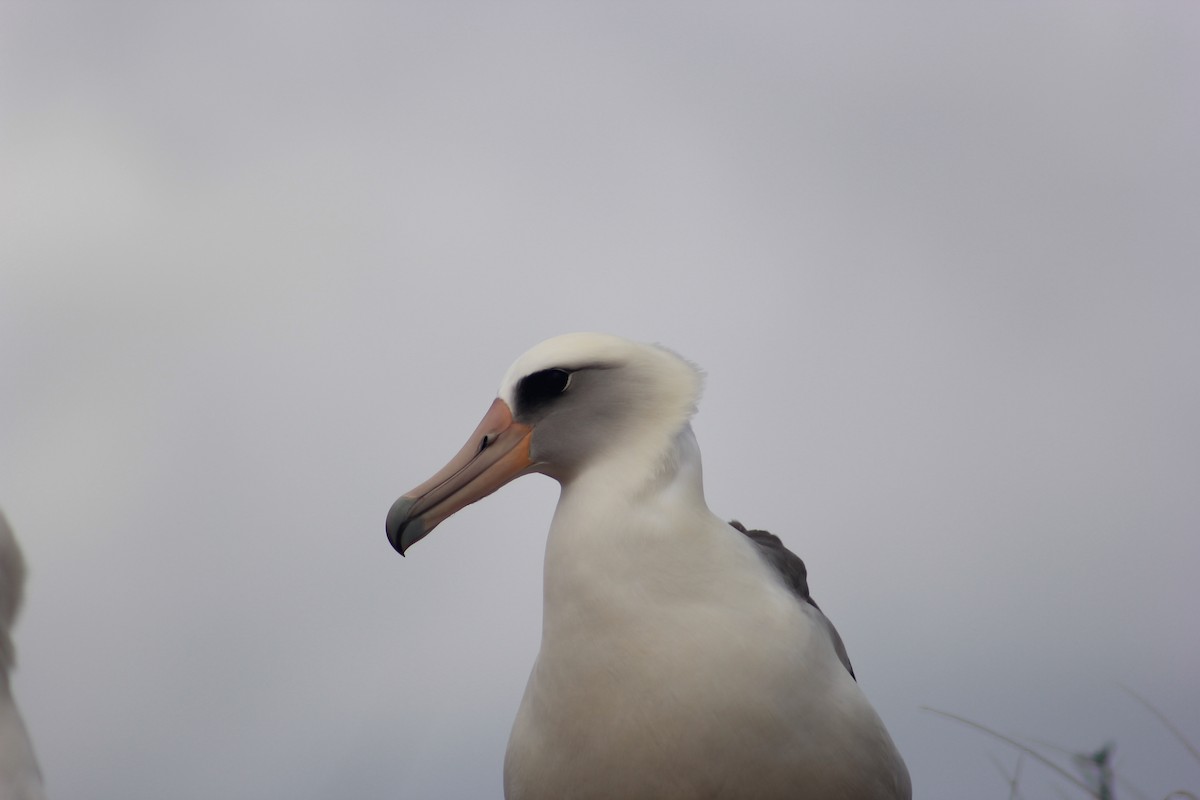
top-left (2, 2), bottom-right (1198, 798)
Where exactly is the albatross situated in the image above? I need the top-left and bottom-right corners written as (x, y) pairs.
top-left (386, 333), bottom-right (911, 800)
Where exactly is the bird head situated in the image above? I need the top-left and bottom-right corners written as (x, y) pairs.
top-left (385, 333), bottom-right (703, 555)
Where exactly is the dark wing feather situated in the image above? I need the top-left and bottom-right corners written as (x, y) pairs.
top-left (729, 520), bottom-right (856, 680)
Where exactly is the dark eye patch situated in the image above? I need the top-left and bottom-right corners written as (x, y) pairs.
top-left (516, 368), bottom-right (570, 415)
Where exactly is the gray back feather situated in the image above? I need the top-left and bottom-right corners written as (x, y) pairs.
top-left (0, 511), bottom-right (26, 670)
top-left (730, 521), bottom-right (856, 680)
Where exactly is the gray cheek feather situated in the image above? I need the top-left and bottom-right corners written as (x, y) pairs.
top-left (527, 368), bottom-right (639, 473)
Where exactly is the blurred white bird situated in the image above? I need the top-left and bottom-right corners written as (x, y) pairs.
top-left (387, 333), bottom-right (910, 800)
top-left (0, 511), bottom-right (46, 800)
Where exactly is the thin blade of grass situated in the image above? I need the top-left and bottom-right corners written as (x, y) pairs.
top-left (1120, 685), bottom-right (1200, 766)
top-left (988, 752), bottom-right (1027, 800)
top-left (922, 707), bottom-right (1101, 798)
top-left (1110, 758), bottom-right (1153, 800)
top-left (1112, 771), bottom-right (1154, 800)
top-left (1027, 737), bottom-right (1152, 800)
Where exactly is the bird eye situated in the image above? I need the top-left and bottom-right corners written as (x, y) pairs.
top-left (517, 368), bottom-right (571, 412)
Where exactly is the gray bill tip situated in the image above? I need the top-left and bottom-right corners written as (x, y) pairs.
top-left (386, 496), bottom-right (426, 556)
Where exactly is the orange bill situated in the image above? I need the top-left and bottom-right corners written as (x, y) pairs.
top-left (386, 398), bottom-right (534, 555)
